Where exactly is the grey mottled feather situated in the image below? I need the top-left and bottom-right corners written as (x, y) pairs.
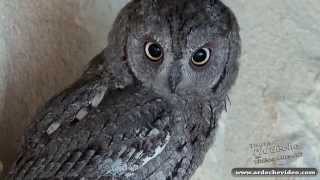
top-left (8, 0), bottom-right (240, 179)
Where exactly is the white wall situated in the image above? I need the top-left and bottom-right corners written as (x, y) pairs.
top-left (0, 0), bottom-right (319, 179)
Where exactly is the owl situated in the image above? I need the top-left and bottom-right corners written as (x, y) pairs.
top-left (8, 0), bottom-right (240, 179)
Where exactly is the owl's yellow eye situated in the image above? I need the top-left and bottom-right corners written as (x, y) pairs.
top-left (191, 48), bottom-right (210, 66)
top-left (145, 42), bottom-right (163, 61)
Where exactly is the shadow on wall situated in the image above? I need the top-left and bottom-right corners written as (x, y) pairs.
top-left (0, 0), bottom-right (127, 176)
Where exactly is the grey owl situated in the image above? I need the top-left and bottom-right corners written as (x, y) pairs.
top-left (8, 0), bottom-right (240, 179)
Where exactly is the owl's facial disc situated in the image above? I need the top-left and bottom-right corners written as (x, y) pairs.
top-left (127, 32), bottom-right (229, 99)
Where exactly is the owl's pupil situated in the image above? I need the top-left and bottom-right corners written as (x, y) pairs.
top-left (148, 44), bottom-right (162, 58)
top-left (193, 49), bottom-right (207, 63)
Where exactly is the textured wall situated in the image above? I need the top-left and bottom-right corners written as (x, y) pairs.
top-left (0, 0), bottom-right (319, 179)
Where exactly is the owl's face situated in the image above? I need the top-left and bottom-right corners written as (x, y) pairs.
top-left (111, 0), bottom-right (240, 101)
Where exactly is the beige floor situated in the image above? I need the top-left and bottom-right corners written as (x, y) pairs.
top-left (0, 0), bottom-right (319, 179)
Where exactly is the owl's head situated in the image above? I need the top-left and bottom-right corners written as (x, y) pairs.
top-left (105, 0), bottom-right (240, 101)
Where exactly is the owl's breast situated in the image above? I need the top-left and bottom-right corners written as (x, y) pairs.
top-left (132, 99), bottom-right (226, 180)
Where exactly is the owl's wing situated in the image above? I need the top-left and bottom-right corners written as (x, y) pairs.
top-left (10, 99), bottom-right (171, 179)
top-left (26, 51), bottom-right (111, 138)
top-left (9, 62), bottom-right (172, 179)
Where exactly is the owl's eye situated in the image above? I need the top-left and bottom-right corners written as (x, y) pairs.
top-left (191, 48), bottom-right (210, 66)
top-left (145, 42), bottom-right (163, 61)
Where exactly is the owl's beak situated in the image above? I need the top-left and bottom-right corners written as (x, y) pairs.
top-left (168, 62), bottom-right (182, 93)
